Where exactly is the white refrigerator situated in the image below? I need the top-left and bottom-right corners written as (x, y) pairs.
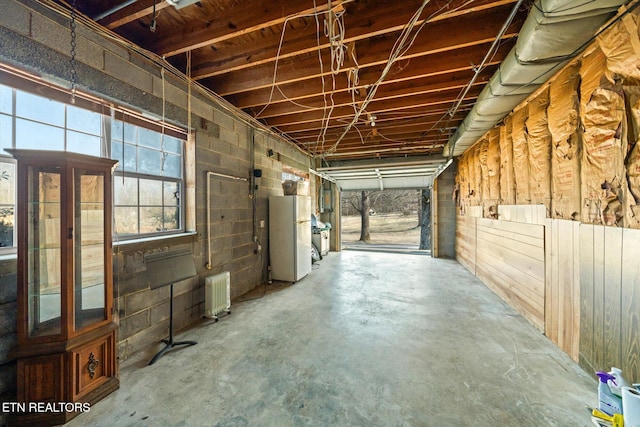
top-left (269, 195), bottom-right (312, 282)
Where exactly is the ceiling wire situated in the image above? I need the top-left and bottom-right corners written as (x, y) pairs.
top-left (323, 0), bottom-right (434, 156)
top-left (313, 0), bottom-right (331, 156)
top-left (321, 0), bottom-right (479, 156)
top-left (254, 3), bottom-right (347, 120)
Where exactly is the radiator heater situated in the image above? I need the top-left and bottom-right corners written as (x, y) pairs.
top-left (204, 271), bottom-right (231, 320)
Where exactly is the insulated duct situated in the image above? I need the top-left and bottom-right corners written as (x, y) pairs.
top-left (444, 0), bottom-right (630, 157)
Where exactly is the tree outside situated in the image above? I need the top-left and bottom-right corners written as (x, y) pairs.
top-left (341, 189), bottom-right (431, 248)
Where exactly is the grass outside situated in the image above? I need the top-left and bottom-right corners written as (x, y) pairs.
top-left (341, 213), bottom-right (421, 245)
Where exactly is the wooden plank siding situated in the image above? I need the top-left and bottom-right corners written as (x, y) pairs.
top-left (579, 225), bottom-right (640, 382)
top-left (545, 219), bottom-right (580, 361)
top-left (621, 228), bottom-right (640, 383)
top-left (579, 224), bottom-right (595, 372)
top-left (475, 218), bottom-right (545, 331)
top-left (497, 204), bottom-right (546, 224)
top-left (455, 215), bottom-right (640, 379)
top-left (603, 227), bottom-right (622, 372)
top-left (455, 215), bottom-right (477, 275)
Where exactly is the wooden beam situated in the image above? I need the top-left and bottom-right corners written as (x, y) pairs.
top-left (205, 36), bottom-right (516, 96)
top-left (227, 60), bottom-right (497, 110)
top-left (277, 106), bottom-right (473, 134)
top-left (99, 0), bottom-right (171, 30)
top-left (253, 70), bottom-right (492, 119)
top-left (153, 0), bottom-right (352, 57)
top-left (262, 89), bottom-right (482, 127)
top-left (290, 115), bottom-right (462, 140)
top-left (188, 0), bottom-right (522, 78)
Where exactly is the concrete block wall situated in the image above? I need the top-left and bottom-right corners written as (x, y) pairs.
top-left (435, 163), bottom-right (456, 258)
top-left (0, 0), bottom-right (311, 405)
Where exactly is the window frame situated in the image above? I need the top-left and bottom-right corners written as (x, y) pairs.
top-left (0, 156), bottom-right (17, 255)
top-left (0, 68), bottom-right (189, 246)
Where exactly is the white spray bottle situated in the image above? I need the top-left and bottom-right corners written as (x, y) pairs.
top-left (607, 367), bottom-right (630, 397)
top-left (596, 371), bottom-right (623, 416)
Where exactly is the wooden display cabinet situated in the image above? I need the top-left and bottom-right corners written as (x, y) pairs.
top-left (8, 149), bottom-right (119, 425)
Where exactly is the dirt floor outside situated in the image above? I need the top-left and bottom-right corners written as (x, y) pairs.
top-left (341, 213), bottom-right (421, 245)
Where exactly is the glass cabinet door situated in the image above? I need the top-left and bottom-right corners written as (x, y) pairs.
top-left (74, 170), bottom-right (107, 331)
top-left (27, 166), bottom-right (62, 337)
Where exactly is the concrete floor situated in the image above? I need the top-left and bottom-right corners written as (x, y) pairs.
top-left (68, 250), bottom-right (597, 427)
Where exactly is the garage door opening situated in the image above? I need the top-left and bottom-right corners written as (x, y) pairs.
top-left (340, 189), bottom-right (431, 254)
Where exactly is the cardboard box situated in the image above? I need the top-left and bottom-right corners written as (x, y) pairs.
top-left (282, 180), bottom-right (309, 195)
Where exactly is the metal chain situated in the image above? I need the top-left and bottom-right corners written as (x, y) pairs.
top-left (70, 0), bottom-right (78, 104)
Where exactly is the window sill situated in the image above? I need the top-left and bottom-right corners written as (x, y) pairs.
top-left (113, 232), bottom-right (198, 252)
top-left (0, 253), bottom-right (17, 262)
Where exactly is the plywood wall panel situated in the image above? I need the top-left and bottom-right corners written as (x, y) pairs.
top-left (580, 224), bottom-right (640, 381)
top-left (545, 220), bottom-right (557, 345)
top-left (545, 219), bottom-right (581, 361)
top-left (474, 254), bottom-right (545, 331)
top-left (603, 226), bottom-right (622, 371)
top-left (592, 226), bottom-right (606, 372)
top-left (474, 218), bottom-right (545, 332)
top-left (579, 224), bottom-right (595, 371)
top-left (571, 221), bottom-right (581, 363)
top-left (498, 205), bottom-right (546, 225)
top-left (621, 227), bottom-right (640, 382)
top-left (456, 215), bottom-right (476, 274)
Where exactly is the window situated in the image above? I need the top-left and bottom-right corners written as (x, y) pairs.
top-left (0, 81), bottom-right (187, 248)
top-left (0, 160), bottom-right (15, 252)
top-left (111, 120), bottom-right (183, 237)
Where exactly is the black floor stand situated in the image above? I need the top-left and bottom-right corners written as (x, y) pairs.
top-left (148, 284), bottom-right (197, 365)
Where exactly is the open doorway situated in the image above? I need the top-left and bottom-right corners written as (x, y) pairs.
top-left (340, 189), bottom-right (431, 254)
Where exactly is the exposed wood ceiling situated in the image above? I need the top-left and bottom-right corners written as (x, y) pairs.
top-left (61, 0), bottom-right (529, 165)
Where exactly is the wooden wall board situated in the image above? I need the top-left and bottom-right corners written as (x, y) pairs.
top-left (498, 204), bottom-right (546, 224)
top-left (474, 218), bottom-right (545, 331)
top-left (477, 219), bottom-right (545, 268)
top-left (456, 215), bottom-right (476, 274)
top-left (621, 227), bottom-right (640, 382)
top-left (475, 238), bottom-right (545, 290)
top-left (545, 219), bottom-right (581, 361)
top-left (579, 224), bottom-right (595, 371)
top-left (603, 226), bottom-right (622, 371)
top-left (592, 225), bottom-right (606, 372)
top-left (474, 254), bottom-right (545, 331)
top-left (456, 216), bottom-right (638, 376)
top-left (580, 224), bottom-right (640, 382)
top-left (571, 221), bottom-right (581, 362)
top-left (475, 229), bottom-right (544, 264)
top-left (477, 218), bottom-right (545, 256)
top-left (467, 206), bottom-right (483, 218)
top-left (474, 247), bottom-right (544, 311)
top-left (544, 219), bottom-right (559, 344)
top-left (474, 242), bottom-right (544, 306)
